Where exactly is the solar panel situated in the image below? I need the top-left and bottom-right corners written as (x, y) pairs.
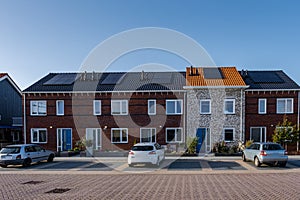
top-left (248, 71), bottom-right (284, 83)
top-left (203, 68), bottom-right (223, 79)
top-left (101, 73), bottom-right (125, 85)
top-left (151, 73), bottom-right (173, 84)
top-left (43, 74), bottom-right (77, 85)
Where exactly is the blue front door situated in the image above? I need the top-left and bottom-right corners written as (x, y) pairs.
top-left (62, 129), bottom-right (72, 151)
top-left (196, 128), bottom-right (206, 153)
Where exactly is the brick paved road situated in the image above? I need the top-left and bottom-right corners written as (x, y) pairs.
top-left (0, 172), bottom-right (299, 199)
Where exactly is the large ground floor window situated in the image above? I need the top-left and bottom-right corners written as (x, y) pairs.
top-left (86, 128), bottom-right (101, 150)
top-left (250, 127), bottom-right (266, 142)
top-left (166, 128), bottom-right (183, 143)
top-left (111, 128), bottom-right (128, 143)
top-left (140, 128), bottom-right (156, 143)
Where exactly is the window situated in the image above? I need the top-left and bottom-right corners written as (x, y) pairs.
top-left (258, 99), bottom-right (267, 114)
top-left (224, 99), bottom-right (235, 114)
top-left (140, 128), bottom-right (156, 143)
top-left (86, 128), bottom-right (101, 150)
top-left (224, 128), bottom-right (234, 141)
top-left (11, 131), bottom-right (20, 142)
top-left (56, 100), bottom-right (64, 115)
top-left (111, 100), bottom-right (128, 115)
top-left (30, 101), bottom-right (47, 116)
top-left (277, 98), bottom-right (293, 114)
top-left (111, 128), bottom-right (128, 143)
top-left (250, 127), bottom-right (266, 142)
top-left (166, 128), bottom-right (182, 143)
top-left (148, 100), bottom-right (156, 115)
top-left (200, 100), bottom-right (211, 114)
top-left (166, 100), bottom-right (183, 115)
top-left (31, 128), bottom-right (47, 143)
top-left (93, 100), bottom-right (101, 115)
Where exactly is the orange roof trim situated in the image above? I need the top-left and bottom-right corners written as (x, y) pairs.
top-left (186, 67), bottom-right (246, 87)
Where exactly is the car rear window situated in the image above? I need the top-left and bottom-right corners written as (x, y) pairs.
top-left (0, 147), bottom-right (21, 154)
top-left (263, 144), bottom-right (284, 150)
top-left (132, 146), bottom-right (154, 151)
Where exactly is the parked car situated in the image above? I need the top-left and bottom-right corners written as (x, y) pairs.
top-left (242, 142), bottom-right (288, 167)
top-left (128, 143), bottom-right (165, 167)
top-left (0, 144), bottom-right (55, 168)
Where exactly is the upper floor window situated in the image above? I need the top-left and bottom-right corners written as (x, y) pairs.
top-left (111, 100), bottom-right (128, 115)
top-left (30, 101), bottom-right (47, 116)
top-left (56, 100), bottom-right (64, 116)
top-left (166, 128), bottom-right (183, 143)
top-left (258, 99), bottom-right (267, 114)
top-left (200, 100), bottom-right (211, 114)
top-left (111, 128), bottom-right (128, 143)
top-left (166, 99), bottom-right (183, 115)
top-left (148, 100), bottom-right (156, 115)
top-left (224, 128), bottom-right (234, 142)
top-left (277, 98), bottom-right (293, 114)
top-left (31, 128), bottom-right (47, 143)
top-left (224, 99), bottom-right (235, 114)
top-left (93, 100), bottom-right (101, 115)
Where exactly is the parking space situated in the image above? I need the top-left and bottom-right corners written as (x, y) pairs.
top-left (0, 156), bottom-right (299, 173)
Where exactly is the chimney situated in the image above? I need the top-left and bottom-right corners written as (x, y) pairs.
top-left (190, 66), bottom-right (194, 76)
top-left (141, 70), bottom-right (145, 81)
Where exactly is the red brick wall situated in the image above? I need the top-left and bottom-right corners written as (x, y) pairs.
top-left (24, 92), bottom-right (184, 152)
top-left (245, 91), bottom-right (298, 151)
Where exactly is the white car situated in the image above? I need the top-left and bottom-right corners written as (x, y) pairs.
top-left (128, 143), bottom-right (165, 167)
top-left (0, 144), bottom-right (55, 168)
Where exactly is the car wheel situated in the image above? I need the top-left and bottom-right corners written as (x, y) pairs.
top-left (242, 153), bottom-right (247, 162)
top-left (23, 158), bottom-right (31, 167)
top-left (254, 157), bottom-right (261, 167)
top-left (0, 164), bottom-right (7, 168)
top-left (280, 161), bottom-right (287, 167)
top-left (47, 154), bottom-right (54, 162)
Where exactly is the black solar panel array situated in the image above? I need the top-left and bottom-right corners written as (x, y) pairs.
top-left (101, 73), bottom-right (125, 85)
top-left (248, 71), bottom-right (284, 83)
top-left (203, 68), bottom-right (224, 79)
top-left (43, 74), bottom-right (77, 85)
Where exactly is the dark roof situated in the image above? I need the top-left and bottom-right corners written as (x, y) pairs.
top-left (23, 71), bottom-right (187, 92)
top-left (240, 70), bottom-right (300, 90)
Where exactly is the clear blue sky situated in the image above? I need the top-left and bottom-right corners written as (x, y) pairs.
top-left (1, 0), bottom-right (300, 89)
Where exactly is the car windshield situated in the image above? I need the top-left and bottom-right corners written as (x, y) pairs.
top-left (263, 144), bottom-right (284, 150)
top-left (132, 146), bottom-right (154, 151)
top-left (0, 147), bottom-right (21, 154)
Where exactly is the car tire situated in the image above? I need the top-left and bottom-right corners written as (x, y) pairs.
top-left (254, 157), bottom-right (261, 167)
top-left (280, 161), bottom-right (287, 167)
top-left (242, 153), bottom-right (247, 162)
top-left (0, 164), bottom-right (7, 168)
top-left (47, 154), bottom-right (54, 162)
top-left (23, 158), bottom-right (31, 167)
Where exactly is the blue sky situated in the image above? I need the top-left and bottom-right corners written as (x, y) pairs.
top-left (1, 0), bottom-right (300, 89)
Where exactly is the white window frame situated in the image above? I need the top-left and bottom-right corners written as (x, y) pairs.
top-left (31, 128), bottom-right (47, 143)
top-left (223, 128), bottom-right (235, 142)
top-left (200, 99), bottom-right (211, 114)
top-left (30, 101), bottom-right (47, 116)
top-left (166, 99), bottom-right (183, 115)
top-left (86, 128), bottom-right (102, 150)
top-left (56, 100), bottom-right (64, 116)
top-left (224, 99), bottom-right (235, 114)
top-left (148, 100), bottom-right (156, 115)
top-left (140, 128), bottom-right (156, 143)
top-left (111, 128), bottom-right (128, 143)
top-left (93, 100), bottom-right (101, 115)
top-left (258, 99), bottom-right (267, 114)
top-left (166, 128), bottom-right (183, 143)
top-left (250, 127), bottom-right (266, 143)
top-left (111, 100), bottom-right (128, 115)
top-left (277, 98), bottom-right (293, 114)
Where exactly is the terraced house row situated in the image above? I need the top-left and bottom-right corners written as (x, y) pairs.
top-left (18, 66), bottom-right (300, 154)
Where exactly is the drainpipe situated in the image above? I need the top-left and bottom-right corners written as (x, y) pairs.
top-left (184, 91), bottom-right (187, 148)
top-left (23, 94), bottom-right (26, 144)
top-left (240, 89), bottom-right (243, 142)
top-left (297, 91), bottom-right (300, 152)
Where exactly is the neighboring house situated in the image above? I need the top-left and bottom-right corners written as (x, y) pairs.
top-left (184, 67), bottom-right (248, 153)
top-left (0, 73), bottom-right (23, 147)
top-left (23, 71), bottom-right (186, 152)
top-left (241, 70), bottom-right (300, 152)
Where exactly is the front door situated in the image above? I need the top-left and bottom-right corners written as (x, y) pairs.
top-left (196, 128), bottom-right (207, 153)
top-left (57, 128), bottom-right (72, 152)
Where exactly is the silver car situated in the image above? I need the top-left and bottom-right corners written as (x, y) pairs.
top-left (0, 144), bottom-right (55, 168)
top-left (128, 143), bottom-right (165, 167)
top-left (242, 142), bottom-right (288, 167)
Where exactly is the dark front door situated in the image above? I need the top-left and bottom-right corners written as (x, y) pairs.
top-left (196, 128), bottom-right (206, 153)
